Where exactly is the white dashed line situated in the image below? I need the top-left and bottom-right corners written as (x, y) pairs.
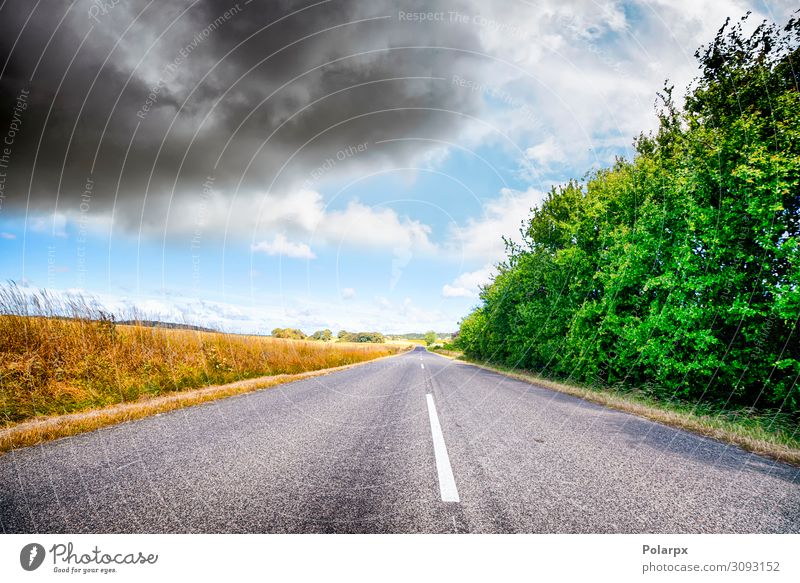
top-left (421, 363), bottom-right (424, 369)
top-left (425, 393), bottom-right (460, 502)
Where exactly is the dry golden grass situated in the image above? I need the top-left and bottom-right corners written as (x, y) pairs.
top-left (0, 355), bottom-right (401, 454)
top-left (0, 284), bottom-right (403, 445)
top-left (459, 359), bottom-right (800, 466)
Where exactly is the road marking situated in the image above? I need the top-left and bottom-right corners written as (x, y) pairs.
top-left (421, 363), bottom-right (424, 369)
top-left (425, 393), bottom-right (460, 502)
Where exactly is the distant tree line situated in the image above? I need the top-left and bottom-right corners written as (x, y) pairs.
top-left (310, 329), bottom-right (333, 341)
top-left (270, 327), bottom-right (385, 343)
top-left (455, 16), bottom-right (800, 416)
top-left (387, 332), bottom-right (454, 340)
top-left (271, 328), bottom-right (307, 340)
top-left (337, 330), bottom-right (385, 343)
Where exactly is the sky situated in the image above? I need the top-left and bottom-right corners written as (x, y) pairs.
top-left (0, 0), bottom-right (795, 334)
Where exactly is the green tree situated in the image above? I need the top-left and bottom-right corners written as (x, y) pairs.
top-left (310, 329), bottom-right (333, 341)
top-left (424, 331), bottom-right (437, 346)
top-left (346, 331), bottom-right (385, 343)
top-left (456, 14), bottom-right (800, 415)
top-left (271, 328), bottom-right (307, 340)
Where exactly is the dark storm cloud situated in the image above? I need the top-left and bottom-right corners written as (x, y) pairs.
top-left (0, 0), bottom-right (487, 235)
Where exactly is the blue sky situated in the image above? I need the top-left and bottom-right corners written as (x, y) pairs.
top-left (0, 0), bottom-right (794, 333)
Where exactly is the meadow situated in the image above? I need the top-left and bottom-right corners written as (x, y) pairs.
top-left (0, 284), bottom-right (401, 428)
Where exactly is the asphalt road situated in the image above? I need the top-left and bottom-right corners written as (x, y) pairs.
top-left (1, 346), bottom-right (799, 533)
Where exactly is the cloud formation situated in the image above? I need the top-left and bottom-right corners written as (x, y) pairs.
top-left (3, 1), bottom-right (792, 244)
top-left (0, 0), bottom-right (486, 238)
top-left (442, 264), bottom-right (494, 298)
top-left (448, 187), bottom-right (546, 262)
top-left (3, 0), bottom-right (796, 332)
top-left (252, 234), bottom-right (316, 260)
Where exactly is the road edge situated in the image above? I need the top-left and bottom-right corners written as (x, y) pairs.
top-left (447, 355), bottom-right (800, 467)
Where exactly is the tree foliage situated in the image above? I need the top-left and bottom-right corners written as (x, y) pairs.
top-left (455, 14), bottom-right (800, 415)
top-left (337, 330), bottom-right (386, 343)
top-left (271, 327), bottom-right (307, 340)
top-left (309, 329), bottom-right (333, 341)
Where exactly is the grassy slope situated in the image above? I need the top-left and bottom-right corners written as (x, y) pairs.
top-left (1, 309), bottom-right (404, 428)
top-left (0, 353), bottom-right (404, 454)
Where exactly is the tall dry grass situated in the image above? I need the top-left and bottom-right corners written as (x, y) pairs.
top-left (0, 283), bottom-right (399, 426)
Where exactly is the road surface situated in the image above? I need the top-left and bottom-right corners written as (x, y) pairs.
top-left (1, 347), bottom-right (798, 533)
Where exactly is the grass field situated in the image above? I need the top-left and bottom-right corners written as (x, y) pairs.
top-left (0, 285), bottom-right (402, 429)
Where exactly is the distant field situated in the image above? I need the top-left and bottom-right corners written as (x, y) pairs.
top-left (0, 288), bottom-right (403, 426)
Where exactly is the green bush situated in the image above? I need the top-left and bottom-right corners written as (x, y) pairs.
top-left (457, 15), bottom-right (800, 416)
top-left (271, 327), bottom-right (307, 340)
top-left (309, 329), bottom-right (333, 341)
top-left (337, 331), bottom-right (386, 343)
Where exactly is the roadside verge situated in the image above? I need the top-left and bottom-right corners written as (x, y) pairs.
top-left (0, 351), bottom-right (405, 455)
top-left (432, 351), bottom-right (800, 467)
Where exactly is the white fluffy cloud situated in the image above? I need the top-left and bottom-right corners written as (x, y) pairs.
top-left (252, 234), bottom-right (316, 260)
top-left (449, 0), bottom-right (798, 188)
top-left (525, 136), bottom-right (566, 168)
top-left (341, 287), bottom-right (356, 299)
top-left (10, 283), bottom-right (457, 334)
top-left (170, 187), bottom-right (438, 257)
top-left (372, 296), bottom-right (447, 330)
top-left (449, 187), bottom-right (546, 262)
top-left (258, 189), bottom-right (326, 232)
top-left (320, 201), bottom-right (436, 253)
top-left (442, 264), bottom-right (496, 298)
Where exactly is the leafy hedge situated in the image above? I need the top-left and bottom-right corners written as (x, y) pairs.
top-left (456, 15), bottom-right (800, 415)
